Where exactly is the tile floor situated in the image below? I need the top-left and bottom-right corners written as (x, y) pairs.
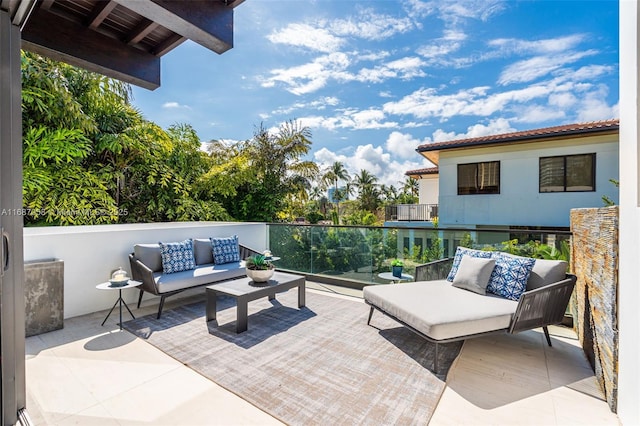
top-left (25, 285), bottom-right (620, 425)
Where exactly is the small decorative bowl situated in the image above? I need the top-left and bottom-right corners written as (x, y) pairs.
top-left (108, 278), bottom-right (129, 287)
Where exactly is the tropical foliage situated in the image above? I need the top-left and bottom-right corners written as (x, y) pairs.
top-left (21, 53), bottom-right (318, 225)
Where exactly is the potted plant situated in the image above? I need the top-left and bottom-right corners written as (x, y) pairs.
top-left (391, 258), bottom-right (404, 278)
top-left (245, 254), bottom-right (275, 282)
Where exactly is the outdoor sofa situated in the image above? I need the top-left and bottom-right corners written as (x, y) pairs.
top-left (129, 236), bottom-right (260, 319)
top-left (364, 248), bottom-right (576, 373)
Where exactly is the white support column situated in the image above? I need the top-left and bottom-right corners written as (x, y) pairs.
top-left (618, 1), bottom-right (640, 423)
top-left (0, 8), bottom-right (26, 425)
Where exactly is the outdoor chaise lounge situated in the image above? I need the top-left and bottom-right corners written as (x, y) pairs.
top-left (364, 249), bottom-right (576, 373)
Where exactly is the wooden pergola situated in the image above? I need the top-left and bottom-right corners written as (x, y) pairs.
top-left (0, 1), bottom-right (243, 424)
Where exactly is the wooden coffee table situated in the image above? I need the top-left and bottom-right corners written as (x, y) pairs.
top-left (205, 271), bottom-right (306, 333)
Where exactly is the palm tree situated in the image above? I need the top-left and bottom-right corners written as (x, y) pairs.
top-left (241, 120), bottom-right (320, 221)
top-left (308, 186), bottom-right (323, 201)
top-left (353, 169), bottom-right (380, 212)
top-left (380, 184), bottom-right (399, 204)
top-left (321, 161), bottom-right (350, 223)
top-left (402, 176), bottom-right (419, 198)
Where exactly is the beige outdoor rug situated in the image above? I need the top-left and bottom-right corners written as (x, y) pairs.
top-left (123, 289), bottom-right (462, 425)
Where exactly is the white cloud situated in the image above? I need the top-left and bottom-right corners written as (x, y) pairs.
top-left (162, 101), bottom-right (190, 109)
top-left (431, 118), bottom-right (516, 142)
top-left (489, 34), bottom-right (586, 55)
top-left (417, 29), bottom-right (466, 61)
top-left (266, 23), bottom-right (343, 53)
top-left (297, 108), bottom-right (398, 131)
top-left (357, 57), bottom-right (427, 83)
top-left (272, 97), bottom-right (340, 116)
top-left (327, 8), bottom-right (415, 40)
top-left (514, 105), bottom-right (566, 123)
top-left (574, 85), bottom-right (619, 122)
top-left (386, 131), bottom-right (424, 159)
top-left (260, 52), bottom-right (351, 95)
top-left (314, 145), bottom-right (432, 188)
top-left (381, 63), bottom-right (615, 124)
top-left (498, 50), bottom-right (598, 85)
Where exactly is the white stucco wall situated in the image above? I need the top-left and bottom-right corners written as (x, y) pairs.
top-left (419, 175), bottom-right (439, 205)
top-left (437, 135), bottom-right (619, 227)
top-left (617, 2), bottom-right (639, 424)
top-left (23, 222), bottom-right (267, 319)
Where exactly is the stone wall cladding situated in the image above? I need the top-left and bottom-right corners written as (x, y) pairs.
top-left (570, 206), bottom-right (618, 412)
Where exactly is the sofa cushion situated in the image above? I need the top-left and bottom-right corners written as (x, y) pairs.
top-left (364, 280), bottom-right (518, 341)
top-left (211, 235), bottom-right (240, 264)
top-left (452, 255), bottom-right (496, 295)
top-left (193, 238), bottom-right (214, 265)
top-left (159, 239), bottom-right (196, 274)
top-left (153, 262), bottom-right (246, 293)
top-left (447, 247), bottom-right (493, 282)
top-left (486, 252), bottom-right (536, 301)
top-left (527, 259), bottom-right (568, 290)
top-left (134, 243), bottom-right (163, 272)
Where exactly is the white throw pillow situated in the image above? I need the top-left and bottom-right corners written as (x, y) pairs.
top-left (452, 255), bottom-right (496, 295)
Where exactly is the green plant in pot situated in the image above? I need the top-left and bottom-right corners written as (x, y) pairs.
top-left (245, 254), bottom-right (275, 283)
top-left (391, 258), bottom-right (404, 278)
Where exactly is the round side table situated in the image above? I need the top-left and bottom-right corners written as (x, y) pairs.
top-left (96, 280), bottom-right (142, 330)
top-left (377, 272), bottom-right (414, 284)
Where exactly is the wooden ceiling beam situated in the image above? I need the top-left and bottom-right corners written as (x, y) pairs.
top-left (152, 32), bottom-right (184, 56)
top-left (87, 0), bottom-right (116, 29)
top-left (21, 7), bottom-right (160, 89)
top-left (113, 0), bottom-right (233, 54)
top-left (125, 18), bottom-right (158, 45)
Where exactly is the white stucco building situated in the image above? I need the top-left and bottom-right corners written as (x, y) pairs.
top-left (408, 120), bottom-right (619, 229)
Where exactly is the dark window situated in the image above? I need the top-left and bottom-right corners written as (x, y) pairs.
top-left (539, 154), bottom-right (595, 192)
top-left (457, 161), bottom-right (500, 195)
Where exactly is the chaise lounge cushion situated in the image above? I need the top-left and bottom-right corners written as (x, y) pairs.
top-left (447, 247), bottom-right (493, 282)
top-left (364, 280), bottom-right (518, 341)
top-left (452, 255), bottom-right (495, 295)
top-left (486, 252), bottom-right (536, 301)
top-left (527, 258), bottom-right (568, 290)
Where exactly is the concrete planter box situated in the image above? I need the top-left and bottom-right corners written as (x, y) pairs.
top-left (24, 258), bottom-right (64, 337)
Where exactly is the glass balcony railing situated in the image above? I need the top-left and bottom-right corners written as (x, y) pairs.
top-left (267, 223), bottom-right (571, 287)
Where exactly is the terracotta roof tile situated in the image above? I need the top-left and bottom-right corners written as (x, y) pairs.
top-left (416, 119), bottom-right (619, 152)
top-left (405, 167), bottom-right (439, 176)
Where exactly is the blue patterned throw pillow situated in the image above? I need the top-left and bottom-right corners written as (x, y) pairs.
top-left (447, 247), bottom-right (493, 282)
top-left (210, 235), bottom-right (240, 264)
top-left (159, 239), bottom-right (195, 274)
top-left (486, 252), bottom-right (536, 301)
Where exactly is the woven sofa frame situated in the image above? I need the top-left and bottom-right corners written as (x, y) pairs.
top-left (129, 244), bottom-right (261, 319)
top-left (366, 257), bottom-right (577, 374)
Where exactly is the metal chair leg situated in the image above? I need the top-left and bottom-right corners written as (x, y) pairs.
top-left (367, 306), bottom-right (374, 325)
top-left (157, 296), bottom-right (166, 319)
top-left (543, 326), bottom-right (552, 347)
top-left (137, 289), bottom-right (144, 308)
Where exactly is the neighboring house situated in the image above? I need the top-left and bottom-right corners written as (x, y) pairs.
top-left (406, 167), bottom-right (439, 206)
top-left (398, 119), bottom-right (619, 229)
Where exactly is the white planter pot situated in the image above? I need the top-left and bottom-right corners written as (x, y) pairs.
top-left (246, 267), bottom-right (275, 282)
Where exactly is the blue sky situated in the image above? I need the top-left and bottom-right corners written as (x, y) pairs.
top-left (131, 0), bottom-right (618, 188)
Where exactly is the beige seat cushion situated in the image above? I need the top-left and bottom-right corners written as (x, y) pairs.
top-left (153, 262), bottom-right (245, 293)
top-left (364, 280), bottom-right (518, 341)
